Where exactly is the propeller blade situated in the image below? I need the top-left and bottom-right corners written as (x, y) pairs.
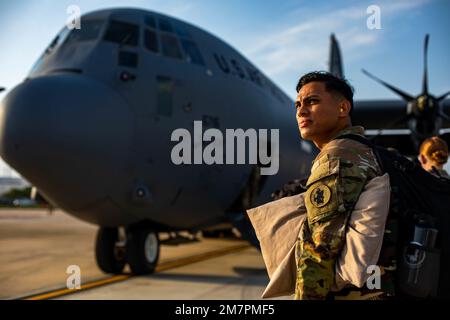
top-left (422, 34), bottom-right (430, 95)
top-left (437, 90), bottom-right (450, 102)
top-left (362, 68), bottom-right (414, 102)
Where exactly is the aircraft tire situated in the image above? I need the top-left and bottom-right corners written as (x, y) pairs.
top-left (126, 224), bottom-right (160, 275)
top-left (95, 227), bottom-right (126, 274)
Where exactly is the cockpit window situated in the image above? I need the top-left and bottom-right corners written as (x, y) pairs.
top-left (140, 17), bottom-right (205, 67)
top-left (180, 39), bottom-right (205, 66)
top-left (158, 18), bottom-right (174, 33)
top-left (28, 26), bottom-right (71, 75)
top-left (160, 34), bottom-right (183, 59)
top-left (144, 16), bottom-right (156, 29)
top-left (144, 29), bottom-right (159, 53)
top-left (64, 20), bottom-right (104, 45)
top-left (103, 20), bottom-right (139, 46)
top-left (44, 27), bottom-right (70, 54)
top-left (46, 36), bottom-right (60, 53)
top-left (174, 24), bottom-right (191, 39)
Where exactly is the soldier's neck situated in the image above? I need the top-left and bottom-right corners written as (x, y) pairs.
top-left (314, 123), bottom-right (352, 150)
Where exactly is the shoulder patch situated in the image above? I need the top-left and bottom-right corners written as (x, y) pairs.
top-left (310, 184), bottom-right (331, 208)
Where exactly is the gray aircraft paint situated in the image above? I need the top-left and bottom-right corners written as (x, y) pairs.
top-left (0, 8), bottom-right (315, 230)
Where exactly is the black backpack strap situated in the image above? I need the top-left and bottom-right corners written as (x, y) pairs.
top-left (334, 133), bottom-right (374, 147)
top-left (333, 133), bottom-right (386, 173)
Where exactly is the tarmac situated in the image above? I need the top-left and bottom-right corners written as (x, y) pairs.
top-left (0, 208), bottom-right (290, 300)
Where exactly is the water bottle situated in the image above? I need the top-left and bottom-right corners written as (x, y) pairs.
top-left (399, 224), bottom-right (440, 298)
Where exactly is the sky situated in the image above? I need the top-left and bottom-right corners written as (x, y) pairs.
top-left (0, 0), bottom-right (449, 176)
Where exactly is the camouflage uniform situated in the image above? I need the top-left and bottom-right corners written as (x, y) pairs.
top-left (294, 126), bottom-right (383, 300)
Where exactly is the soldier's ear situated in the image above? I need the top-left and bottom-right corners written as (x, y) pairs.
top-left (419, 154), bottom-right (427, 165)
top-left (338, 100), bottom-right (351, 118)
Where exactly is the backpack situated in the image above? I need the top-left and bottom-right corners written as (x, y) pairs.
top-left (337, 134), bottom-right (450, 299)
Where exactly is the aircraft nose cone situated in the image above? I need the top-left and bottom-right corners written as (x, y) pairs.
top-left (0, 74), bottom-right (133, 211)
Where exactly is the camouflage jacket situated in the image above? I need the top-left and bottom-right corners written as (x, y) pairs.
top-left (294, 126), bottom-right (383, 300)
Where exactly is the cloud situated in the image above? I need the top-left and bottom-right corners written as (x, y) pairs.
top-left (241, 0), bottom-right (431, 77)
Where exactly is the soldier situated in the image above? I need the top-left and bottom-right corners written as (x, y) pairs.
top-left (294, 71), bottom-right (385, 300)
top-left (418, 136), bottom-right (450, 179)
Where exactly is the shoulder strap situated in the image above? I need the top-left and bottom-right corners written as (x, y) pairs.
top-left (334, 133), bottom-right (374, 148)
top-left (333, 134), bottom-right (385, 173)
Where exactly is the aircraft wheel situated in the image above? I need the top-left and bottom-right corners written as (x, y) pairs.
top-left (126, 224), bottom-right (160, 275)
top-left (95, 227), bottom-right (126, 274)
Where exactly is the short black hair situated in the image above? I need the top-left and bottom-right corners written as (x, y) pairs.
top-left (296, 71), bottom-right (354, 114)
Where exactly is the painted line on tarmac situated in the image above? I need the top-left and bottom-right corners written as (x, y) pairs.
top-left (21, 243), bottom-right (251, 300)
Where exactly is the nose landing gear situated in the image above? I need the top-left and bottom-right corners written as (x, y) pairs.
top-left (95, 224), bottom-right (160, 275)
top-left (95, 227), bottom-right (127, 274)
top-left (126, 224), bottom-right (160, 275)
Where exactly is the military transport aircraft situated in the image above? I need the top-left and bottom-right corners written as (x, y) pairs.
top-left (0, 8), bottom-right (448, 275)
top-left (0, 8), bottom-right (315, 275)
